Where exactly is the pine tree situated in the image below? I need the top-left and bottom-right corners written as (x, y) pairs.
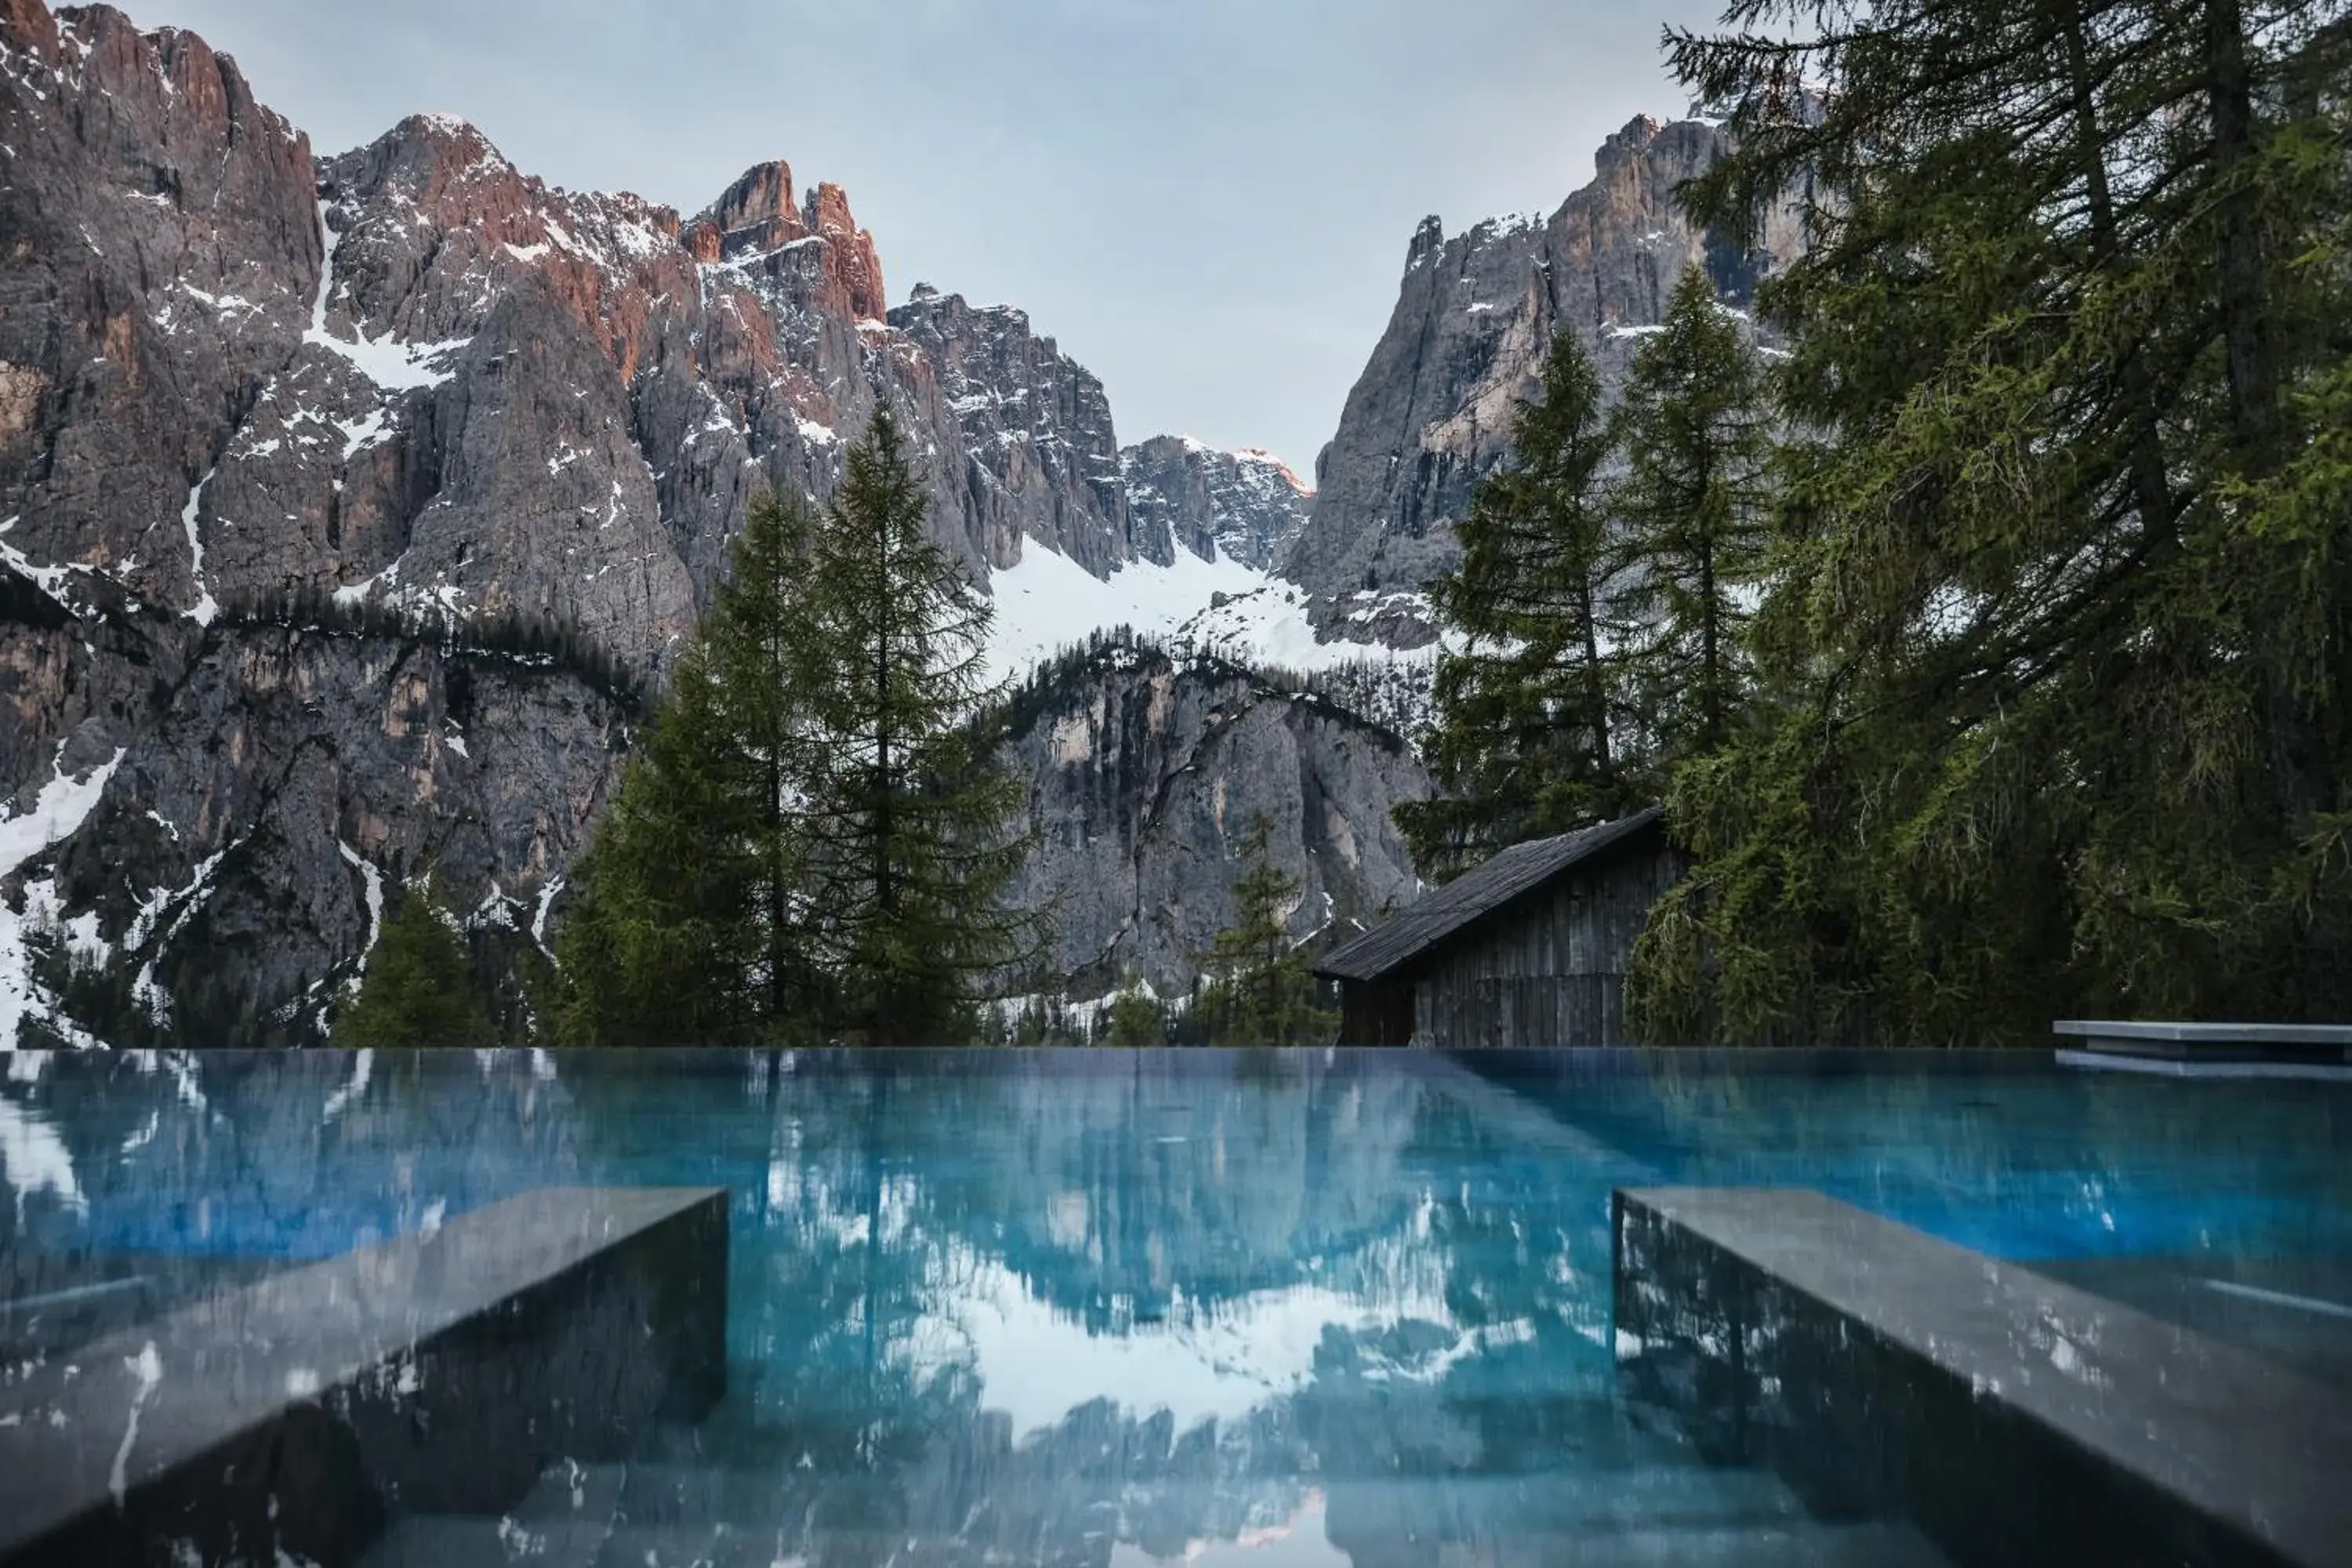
top-left (1199, 815), bottom-right (1332, 1045)
top-left (1607, 265), bottom-right (1774, 767)
top-left (554, 487), bottom-right (830, 1045)
top-left (790, 407), bottom-right (1034, 1045)
top-left (333, 874), bottom-right (495, 1047)
top-left (1625, 0), bottom-right (2352, 1044)
top-left (1095, 976), bottom-right (1166, 1047)
top-left (1396, 328), bottom-right (1635, 880)
top-left (556, 410), bottom-right (1033, 1045)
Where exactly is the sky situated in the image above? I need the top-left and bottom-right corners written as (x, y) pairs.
top-left (137, 0), bottom-right (1724, 478)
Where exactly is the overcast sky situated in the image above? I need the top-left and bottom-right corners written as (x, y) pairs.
top-left (139, 0), bottom-right (1722, 477)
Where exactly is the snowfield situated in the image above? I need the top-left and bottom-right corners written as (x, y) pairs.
top-left (982, 542), bottom-right (1262, 683)
top-left (982, 541), bottom-right (1439, 688)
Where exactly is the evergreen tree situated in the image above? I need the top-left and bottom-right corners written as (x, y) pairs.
top-left (554, 488), bottom-right (828, 1045)
top-left (1606, 265), bottom-right (1774, 766)
top-left (1626, 0), bottom-right (2352, 1044)
top-left (333, 874), bottom-right (495, 1047)
top-left (557, 411), bottom-right (1033, 1045)
top-left (1198, 815), bottom-right (1333, 1045)
top-left (1095, 976), bottom-right (1167, 1047)
top-left (790, 407), bottom-right (1034, 1045)
top-left (1396, 328), bottom-right (1635, 880)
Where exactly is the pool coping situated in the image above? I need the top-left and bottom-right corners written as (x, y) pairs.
top-left (1614, 1185), bottom-right (2352, 1568)
top-left (0, 1185), bottom-right (728, 1568)
top-left (2053, 1020), bottom-right (2352, 1063)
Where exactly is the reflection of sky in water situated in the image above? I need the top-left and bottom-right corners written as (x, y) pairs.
top-left (2, 1049), bottom-right (2348, 1563)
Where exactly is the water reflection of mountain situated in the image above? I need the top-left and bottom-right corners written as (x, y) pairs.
top-left (5, 1051), bottom-right (1722, 1564)
top-left (4, 1051), bottom-right (593, 1259)
top-left (707, 1051), bottom-right (1633, 1564)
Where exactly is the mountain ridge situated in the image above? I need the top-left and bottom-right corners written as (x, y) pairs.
top-left (0, 0), bottom-right (1401, 1044)
top-left (1282, 111), bottom-right (1807, 642)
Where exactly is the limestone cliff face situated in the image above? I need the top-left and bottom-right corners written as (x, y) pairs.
top-left (0, 0), bottom-right (1418, 1043)
top-left (1281, 115), bottom-right (1806, 639)
top-left (888, 288), bottom-right (1134, 577)
top-left (1004, 643), bottom-right (1428, 1000)
top-left (1120, 437), bottom-right (1311, 571)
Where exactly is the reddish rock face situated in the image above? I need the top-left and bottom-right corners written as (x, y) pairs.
top-left (804, 181), bottom-right (887, 323)
top-left (705, 159), bottom-right (807, 255)
top-left (0, 0), bottom-right (60, 61)
top-left (681, 218), bottom-right (724, 264)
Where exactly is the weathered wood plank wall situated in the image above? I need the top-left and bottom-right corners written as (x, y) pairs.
top-left (1410, 844), bottom-right (1685, 1047)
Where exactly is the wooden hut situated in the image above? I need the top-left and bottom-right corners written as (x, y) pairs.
top-left (1314, 809), bottom-right (1683, 1047)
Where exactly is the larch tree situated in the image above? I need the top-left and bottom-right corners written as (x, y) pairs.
top-left (1198, 814), bottom-right (1333, 1045)
top-left (1095, 975), bottom-right (1168, 1047)
top-left (557, 410), bottom-right (1034, 1046)
top-left (791, 406), bottom-right (1034, 1046)
top-left (554, 487), bottom-right (829, 1045)
top-left (1396, 327), bottom-right (1637, 881)
top-left (1626, 0), bottom-right (2352, 1045)
top-left (1606, 264), bottom-right (1776, 769)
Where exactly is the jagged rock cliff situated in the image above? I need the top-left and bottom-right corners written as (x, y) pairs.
top-left (0, 0), bottom-right (1415, 1044)
top-left (887, 287), bottom-right (1134, 576)
top-left (1004, 641), bottom-right (1427, 1000)
top-left (1281, 114), bottom-right (1806, 640)
top-left (1120, 437), bottom-right (1310, 571)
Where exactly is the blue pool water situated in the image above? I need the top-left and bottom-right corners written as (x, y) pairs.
top-left (3, 1047), bottom-right (2348, 1566)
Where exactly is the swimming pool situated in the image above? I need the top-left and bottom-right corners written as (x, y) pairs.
top-left (2, 1047), bottom-right (2347, 1566)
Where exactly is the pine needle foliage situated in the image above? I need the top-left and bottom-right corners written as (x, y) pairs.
top-left (554, 408), bottom-right (1033, 1046)
top-left (1397, 329), bottom-right (1639, 880)
top-left (1196, 814), bottom-right (1336, 1045)
top-left (1626, 0), bottom-right (2352, 1044)
top-left (792, 407), bottom-right (1036, 1044)
top-left (1094, 977), bottom-right (1169, 1047)
top-left (554, 488), bottom-right (829, 1044)
top-left (332, 873), bottom-right (495, 1047)
top-left (1606, 266), bottom-right (1777, 766)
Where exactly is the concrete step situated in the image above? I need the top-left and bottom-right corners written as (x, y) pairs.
top-left (358, 1432), bottom-right (1950, 1568)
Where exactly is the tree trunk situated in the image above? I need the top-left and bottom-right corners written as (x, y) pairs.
top-left (2063, 17), bottom-right (2177, 543)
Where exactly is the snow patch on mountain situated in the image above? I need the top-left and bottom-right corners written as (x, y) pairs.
top-left (1169, 582), bottom-right (1439, 675)
top-left (983, 543), bottom-right (1443, 725)
top-left (304, 200), bottom-right (467, 390)
top-left (984, 543), bottom-right (1263, 684)
top-left (1, 743), bottom-right (126, 1049)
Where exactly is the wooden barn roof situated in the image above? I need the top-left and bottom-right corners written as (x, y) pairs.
top-left (1312, 808), bottom-right (1664, 983)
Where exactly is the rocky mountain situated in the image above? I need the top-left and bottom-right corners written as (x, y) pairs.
top-left (0, 1), bottom-right (1804, 1046)
top-left (1004, 638), bottom-right (1427, 999)
top-left (0, 0), bottom-right (1412, 1046)
top-left (1281, 114), bottom-right (1807, 642)
top-left (887, 286), bottom-right (1135, 576)
top-left (1120, 437), bottom-right (1311, 571)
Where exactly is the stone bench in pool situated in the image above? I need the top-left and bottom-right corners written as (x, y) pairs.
top-left (0, 1185), bottom-right (728, 1568)
top-left (1613, 1185), bottom-right (2352, 1568)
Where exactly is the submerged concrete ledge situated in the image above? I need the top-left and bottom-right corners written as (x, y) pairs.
top-left (1613, 1186), bottom-right (2352, 1568)
top-left (0, 1185), bottom-right (728, 1568)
